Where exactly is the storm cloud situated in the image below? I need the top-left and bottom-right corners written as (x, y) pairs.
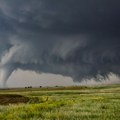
top-left (0, 0), bottom-right (120, 86)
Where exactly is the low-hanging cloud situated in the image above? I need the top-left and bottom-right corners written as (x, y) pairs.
top-left (0, 0), bottom-right (120, 87)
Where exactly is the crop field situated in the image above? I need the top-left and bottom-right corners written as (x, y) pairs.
top-left (0, 84), bottom-right (120, 120)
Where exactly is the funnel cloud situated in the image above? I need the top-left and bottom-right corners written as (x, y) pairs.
top-left (0, 0), bottom-right (120, 87)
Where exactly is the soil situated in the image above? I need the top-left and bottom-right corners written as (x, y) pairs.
top-left (0, 94), bottom-right (29, 105)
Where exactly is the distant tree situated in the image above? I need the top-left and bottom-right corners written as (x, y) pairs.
top-left (28, 86), bottom-right (32, 88)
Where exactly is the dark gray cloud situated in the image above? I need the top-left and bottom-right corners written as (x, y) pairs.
top-left (0, 0), bottom-right (120, 86)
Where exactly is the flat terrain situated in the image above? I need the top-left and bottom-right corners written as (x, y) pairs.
top-left (0, 84), bottom-right (120, 120)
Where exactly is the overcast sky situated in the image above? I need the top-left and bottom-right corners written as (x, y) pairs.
top-left (0, 0), bottom-right (120, 87)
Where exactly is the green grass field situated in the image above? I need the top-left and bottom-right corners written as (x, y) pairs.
top-left (0, 84), bottom-right (120, 120)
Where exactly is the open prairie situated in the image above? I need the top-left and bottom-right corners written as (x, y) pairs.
top-left (0, 84), bottom-right (120, 120)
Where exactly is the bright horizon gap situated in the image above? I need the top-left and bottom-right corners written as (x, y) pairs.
top-left (4, 69), bottom-right (120, 88)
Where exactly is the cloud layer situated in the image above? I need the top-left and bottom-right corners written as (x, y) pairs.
top-left (0, 0), bottom-right (120, 84)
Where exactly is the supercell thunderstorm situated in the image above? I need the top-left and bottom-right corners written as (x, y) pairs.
top-left (0, 0), bottom-right (120, 87)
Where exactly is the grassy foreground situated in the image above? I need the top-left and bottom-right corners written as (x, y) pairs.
top-left (0, 84), bottom-right (120, 120)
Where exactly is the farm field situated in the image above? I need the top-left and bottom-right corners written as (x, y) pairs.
top-left (0, 84), bottom-right (120, 120)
